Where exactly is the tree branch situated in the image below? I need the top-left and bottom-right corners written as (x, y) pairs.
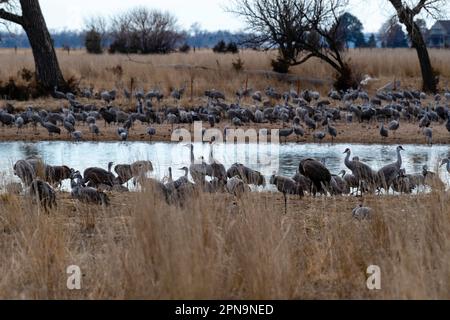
top-left (0, 8), bottom-right (23, 25)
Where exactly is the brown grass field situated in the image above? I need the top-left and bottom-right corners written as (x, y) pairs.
top-left (0, 48), bottom-right (450, 97)
top-left (1, 48), bottom-right (450, 300)
top-left (1, 48), bottom-right (450, 145)
top-left (1, 184), bottom-right (450, 299)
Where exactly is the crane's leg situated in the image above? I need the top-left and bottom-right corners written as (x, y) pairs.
top-left (284, 193), bottom-right (287, 215)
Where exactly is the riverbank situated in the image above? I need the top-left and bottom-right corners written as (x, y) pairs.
top-left (1, 120), bottom-right (449, 145)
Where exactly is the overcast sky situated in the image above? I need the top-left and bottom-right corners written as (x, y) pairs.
top-left (8, 0), bottom-right (444, 33)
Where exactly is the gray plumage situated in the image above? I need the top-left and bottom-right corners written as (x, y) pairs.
top-left (352, 205), bottom-right (373, 220)
top-left (377, 146), bottom-right (405, 191)
top-left (344, 148), bottom-right (378, 190)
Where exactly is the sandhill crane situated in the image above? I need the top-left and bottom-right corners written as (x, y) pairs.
top-left (327, 124), bottom-right (337, 142)
top-left (186, 144), bottom-right (211, 184)
top-left (63, 120), bottom-right (75, 136)
top-left (170, 84), bottom-right (186, 103)
top-left (330, 173), bottom-right (350, 195)
top-left (226, 163), bottom-right (265, 186)
top-left (164, 167), bottom-right (196, 204)
top-left (89, 123), bottom-right (100, 139)
top-left (423, 127), bottom-right (433, 145)
top-left (101, 91), bottom-right (114, 104)
top-left (83, 162), bottom-right (117, 187)
top-left (392, 169), bottom-right (416, 194)
top-left (252, 91), bottom-right (262, 103)
top-left (313, 131), bottom-right (326, 143)
top-left (71, 131), bottom-right (82, 142)
top-left (226, 176), bottom-right (249, 197)
top-left (388, 120), bottom-right (399, 136)
top-left (352, 204), bottom-right (373, 220)
top-left (304, 114), bottom-right (317, 131)
top-left (208, 142), bottom-right (227, 181)
top-left (71, 172), bottom-right (110, 206)
top-left (419, 114), bottom-right (430, 128)
top-left (29, 179), bottom-right (57, 211)
top-left (205, 89), bottom-right (225, 101)
top-left (15, 116), bottom-right (24, 134)
top-left (440, 158), bottom-right (450, 175)
top-left (99, 108), bottom-right (116, 126)
top-left (380, 123), bottom-right (388, 140)
top-left (115, 161), bottom-right (154, 187)
top-left (343, 148), bottom-right (378, 192)
top-left (14, 160), bottom-right (35, 186)
top-left (292, 171), bottom-right (312, 194)
top-left (270, 174), bottom-right (304, 214)
top-left (377, 146), bottom-right (405, 193)
top-left (299, 158), bottom-right (331, 196)
top-left (147, 127), bottom-right (156, 140)
top-left (278, 128), bottom-right (293, 143)
top-left (40, 120), bottom-right (61, 136)
top-left (43, 165), bottom-right (73, 188)
top-left (53, 86), bottom-right (66, 100)
top-left (339, 170), bottom-right (361, 194)
top-left (293, 123), bottom-right (305, 142)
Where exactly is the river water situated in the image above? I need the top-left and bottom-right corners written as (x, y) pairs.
top-left (0, 141), bottom-right (449, 190)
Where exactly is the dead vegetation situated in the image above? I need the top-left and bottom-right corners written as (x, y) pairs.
top-left (0, 186), bottom-right (450, 299)
top-left (0, 48), bottom-right (450, 100)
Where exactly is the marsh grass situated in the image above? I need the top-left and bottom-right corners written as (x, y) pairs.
top-left (0, 182), bottom-right (450, 299)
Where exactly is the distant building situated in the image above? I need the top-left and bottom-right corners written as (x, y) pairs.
top-left (427, 20), bottom-right (450, 48)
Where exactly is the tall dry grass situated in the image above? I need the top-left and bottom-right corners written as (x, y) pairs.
top-left (1, 182), bottom-right (450, 299)
top-left (1, 48), bottom-right (450, 98)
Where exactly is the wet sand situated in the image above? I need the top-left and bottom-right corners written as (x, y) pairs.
top-left (1, 120), bottom-right (449, 145)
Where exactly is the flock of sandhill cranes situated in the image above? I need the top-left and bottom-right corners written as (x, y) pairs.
top-left (3, 83), bottom-right (450, 217)
top-left (0, 84), bottom-right (450, 145)
top-left (10, 139), bottom-right (450, 216)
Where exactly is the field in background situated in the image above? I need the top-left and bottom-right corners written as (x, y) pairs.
top-left (0, 184), bottom-right (450, 299)
top-left (1, 48), bottom-right (450, 98)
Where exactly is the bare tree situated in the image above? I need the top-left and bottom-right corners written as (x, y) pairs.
top-left (0, 0), bottom-right (66, 91)
top-left (387, 0), bottom-right (447, 93)
top-left (109, 7), bottom-right (185, 54)
top-left (229, 0), bottom-right (358, 90)
top-left (84, 16), bottom-right (109, 47)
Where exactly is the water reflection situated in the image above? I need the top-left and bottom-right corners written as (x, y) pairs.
top-left (0, 141), bottom-right (449, 190)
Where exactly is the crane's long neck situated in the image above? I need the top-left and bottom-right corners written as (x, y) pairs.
top-left (190, 145), bottom-right (195, 164)
top-left (168, 168), bottom-right (173, 182)
top-left (396, 149), bottom-right (402, 168)
top-left (209, 144), bottom-right (214, 164)
top-left (344, 152), bottom-right (353, 170)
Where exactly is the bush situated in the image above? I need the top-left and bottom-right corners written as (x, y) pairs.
top-left (227, 42), bottom-right (239, 54)
top-left (271, 57), bottom-right (290, 74)
top-left (232, 57), bottom-right (245, 72)
top-left (213, 40), bottom-right (227, 53)
top-left (213, 40), bottom-right (240, 54)
top-left (179, 43), bottom-right (191, 53)
top-left (333, 63), bottom-right (359, 91)
top-left (85, 29), bottom-right (103, 54)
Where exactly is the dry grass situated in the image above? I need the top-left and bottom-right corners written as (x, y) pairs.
top-left (1, 48), bottom-right (450, 98)
top-left (1, 183), bottom-right (450, 299)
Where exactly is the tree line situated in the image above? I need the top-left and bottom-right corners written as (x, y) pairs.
top-left (1, 7), bottom-right (417, 52)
